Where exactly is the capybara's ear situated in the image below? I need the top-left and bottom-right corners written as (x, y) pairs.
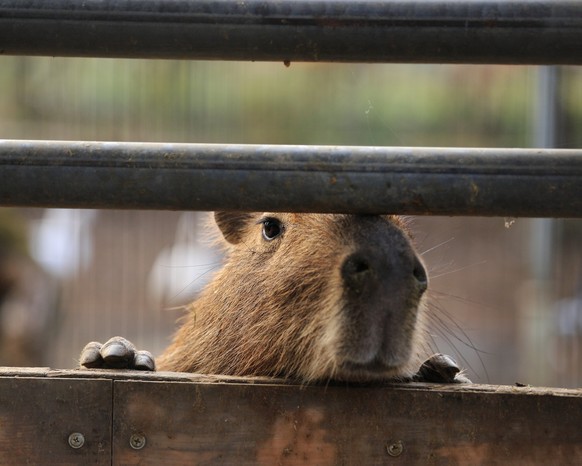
top-left (214, 212), bottom-right (255, 245)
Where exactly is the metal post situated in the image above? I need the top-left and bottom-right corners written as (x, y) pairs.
top-left (520, 67), bottom-right (560, 385)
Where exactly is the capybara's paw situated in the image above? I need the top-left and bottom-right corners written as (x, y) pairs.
top-left (413, 353), bottom-right (471, 383)
top-left (79, 336), bottom-right (156, 371)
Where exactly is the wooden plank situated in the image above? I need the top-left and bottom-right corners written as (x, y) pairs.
top-left (113, 379), bottom-right (582, 465)
top-left (1, 368), bottom-right (581, 464)
top-left (0, 376), bottom-right (112, 466)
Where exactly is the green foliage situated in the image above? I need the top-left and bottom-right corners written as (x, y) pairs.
top-left (0, 57), bottom-right (578, 147)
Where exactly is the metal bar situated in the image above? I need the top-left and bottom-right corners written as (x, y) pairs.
top-left (1, 0), bottom-right (581, 64)
top-left (1, 140), bottom-right (581, 217)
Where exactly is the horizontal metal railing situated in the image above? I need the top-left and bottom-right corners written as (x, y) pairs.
top-left (1, 140), bottom-right (581, 216)
top-left (0, 0), bottom-right (581, 64)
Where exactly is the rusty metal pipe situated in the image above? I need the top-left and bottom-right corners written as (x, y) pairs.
top-left (0, 0), bottom-right (581, 64)
top-left (1, 140), bottom-right (581, 217)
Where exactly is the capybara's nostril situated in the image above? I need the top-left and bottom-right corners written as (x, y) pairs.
top-left (413, 260), bottom-right (428, 293)
top-left (342, 253), bottom-right (373, 294)
top-left (347, 256), bottom-right (370, 275)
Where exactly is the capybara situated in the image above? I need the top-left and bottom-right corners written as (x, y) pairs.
top-left (81, 212), bottom-right (468, 383)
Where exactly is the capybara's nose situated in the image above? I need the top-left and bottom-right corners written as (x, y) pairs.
top-left (341, 249), bottom-right (428, 296)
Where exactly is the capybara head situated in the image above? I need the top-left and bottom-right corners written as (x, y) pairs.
top-left (158, 212), bottom-right (428, 383)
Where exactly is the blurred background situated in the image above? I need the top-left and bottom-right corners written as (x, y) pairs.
top-left (0, 58), bottom-right (580, 387)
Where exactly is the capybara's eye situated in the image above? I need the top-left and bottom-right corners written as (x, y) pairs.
top-left (262, 218), bottom-right (283, 241)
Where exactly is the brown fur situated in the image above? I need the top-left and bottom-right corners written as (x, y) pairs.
top-left (157, 212), bottom-right (428, 383)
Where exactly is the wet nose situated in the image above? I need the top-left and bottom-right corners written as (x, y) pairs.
top-left (341, 250), bottom-right (428, 295)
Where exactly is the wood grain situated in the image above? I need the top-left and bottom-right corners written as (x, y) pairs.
top-left (1, 368), bottom-right (581, 465)
top-left (113, 379), bottom-right (582, 465)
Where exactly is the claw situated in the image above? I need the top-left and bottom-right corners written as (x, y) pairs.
top-left (79, 341), bottom-right (105, 368)
top-left (413, 353), bottom-right (470, 383)
top-left (100, 337), bottom-right (136, 368)
top-left (133, 350), bottom-right (156, 371)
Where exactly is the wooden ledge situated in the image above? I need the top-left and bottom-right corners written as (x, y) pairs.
top-left (2, 366), bottom-right (581, 396)
top-left (1, 367), bottom-right (581, 465)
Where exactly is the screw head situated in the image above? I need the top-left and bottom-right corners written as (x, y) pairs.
top-left (130, 433), bottom-right (146, 450)
top-left (386, 440), bottom-right (404, 457)
top-left (68, 432), bottom-right (85, 449)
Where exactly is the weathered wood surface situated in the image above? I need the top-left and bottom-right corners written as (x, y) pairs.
top-left (1, 367), bottom-right (582, 465)
top-left (0, 372), bottom-right (112, 466)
